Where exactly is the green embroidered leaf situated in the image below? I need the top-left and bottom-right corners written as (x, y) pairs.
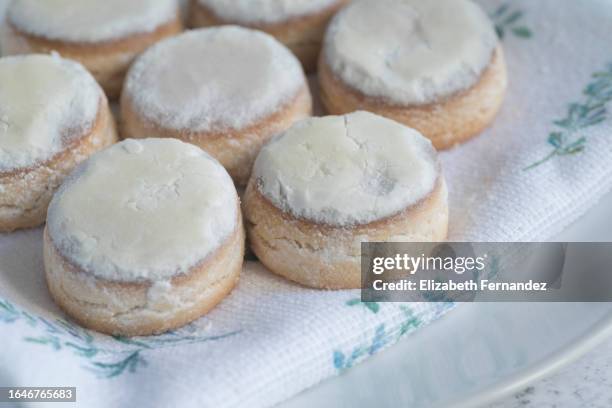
top-left (56, 319), bottom-right (94, 343)
top-left (345, 298), bottom-right (361, 307)
top-left (38, 317), bottom-right (61, 334)
top-left (364, 302), bottom-right (380, 314)
top-left (553, 119), bottom-right (570, 129)
top-left (25, 336), bottom-right (61, 351)
top-left (548, 132), bottom-right (564, 148)
top-left (583, 115), bottom-right (606, 128)
top-left (346, 298), bottom-right (380, 313)
top-left (504, 11), bottom-right (523, 25)
top-left (564, 145), bottom-right (585, 155)
top-left (594, 70), bottom-right (612, 79)
top-left (21, 311), bottom-right (38, 327)
top-left (333, 351), bottom-right (346, 370)
top-left (112, 335), bottom-right (153, 349)
top-left (582, 107), bottom-right (607, 127)
top-left (90, 351), bottom-right (147, 379)
top-left (399, 306), bottom-right (422, 335)
top-left (368, 325), bottom-right (387, 355)
top-left (495, 25), bottom-right (504, 39)
top-left (584, 81), bottom-right (608, 96)
top-left (64, 342), bottom-right (98, 358)
top-left (491, 4), bottom-right (532, 40)
top-left (562, 137), bottom-right (587, 154)
top-left (512, 27), bottom-right (532, 38)
top-left (0, 299), bottom-right (19, 323)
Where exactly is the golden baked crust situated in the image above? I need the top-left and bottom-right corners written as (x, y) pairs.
top-left (0, 100), bottom-right (118, 233)
top-left (189, 0), bottom-right (350, 72)
top-left (243, 177), bottom-right (448, 289)
top-left (44, 209), bottom-right (245, 336)
top-left (318, 46), bottom-right (508, 150)
top-left (120, 85), bottom-right (313, 186)
top-left (1, 17), bottom-right (183, 99)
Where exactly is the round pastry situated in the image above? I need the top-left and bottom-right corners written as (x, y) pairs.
top-left (319, 0), bottom-right (507, 150)
top-left (0, 54), bottom-right (117, 233)
top-left (189, 0), bottom-right (350, 72)
top-left (1, 0), bottom-right (183, 99)
top-left (244, 111), bottom-right (448, 289)
top-left (121, 26), bottom-right (312, 186)
top-left (44, 138), bottom-right (244, 336)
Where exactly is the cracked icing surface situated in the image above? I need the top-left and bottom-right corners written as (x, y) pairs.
top-left (197, 0), bottom-right (340, 24)
top-left (124, 26), bottom-right (305, 132)
top-left (323, 0), bottom-right (498, 105)
top-left (7, 0), bottom-right (178, 43)
top-left (0, 54), bottom-right (100, 173)
top-left (47, 138), bottom-right (238, 282)
top-left (252, 111), bottom-right (439, 226)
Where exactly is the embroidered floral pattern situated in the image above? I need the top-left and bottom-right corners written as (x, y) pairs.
top-left (0, 298), bottom-right (240, 378)
top-left (333, 305), bottom-right (446, 372)
top-left (491, 4), bottom-right (533, 39)
top-left (346, 298), bottom-right (380, 314)
top-left (333, 303), bottom-right (452, 372)
top-left (525, 63), bottom-right (612, 170)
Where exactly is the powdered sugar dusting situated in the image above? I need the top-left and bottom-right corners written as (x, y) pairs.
top-left (253, 111), bottom-right (440, 226)
top-left (124, 26), bottom-right (305, 132)
top-left (324, 0), bottom-right (498, 105)
top-left (47, 139), bottom-right (238, 282)
top-left (198, 0), bottom-right (340, 24)
top-left (0, 54), bottom-right (100, 172)
top-left (7, 0), bottom-right (178, 43)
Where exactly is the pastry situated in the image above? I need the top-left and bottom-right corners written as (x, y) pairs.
top-left (318, 0), bottom-right (507, 149)
top-left (244, 111), bottom-right (448, 289)
top-left (189, 0), bottom-right (350, 71)
top-left (121, 26), bottom-right (312, 185)
top-left (0, 54), bottom-right (117, 232)
top-left (44, 138), bottom-right (244, 336)
top-left (1, 0), bottom-right (183, 99)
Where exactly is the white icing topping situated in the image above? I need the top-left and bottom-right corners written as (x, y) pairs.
top-left (197, 0), bottom-right (340, 24)
top-left (324, 0), bottom-right (498, 105)
top-left (47, 138), bottom-right (238, 282)
top-left (0, 54), bottom-right (100, 172)
top-left (124, 26), bottom-right (305, 132)
top-left (253, 111), bottom-right (439, 226)
top-left (8, 0), bottom-right (178, 43)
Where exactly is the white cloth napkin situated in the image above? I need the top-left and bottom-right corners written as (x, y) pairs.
top-left (2, 0), bottom-right (612, 407)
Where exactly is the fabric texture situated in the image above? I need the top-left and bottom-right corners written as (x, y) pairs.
top-left (2, 0), bottom-right (612, 407)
